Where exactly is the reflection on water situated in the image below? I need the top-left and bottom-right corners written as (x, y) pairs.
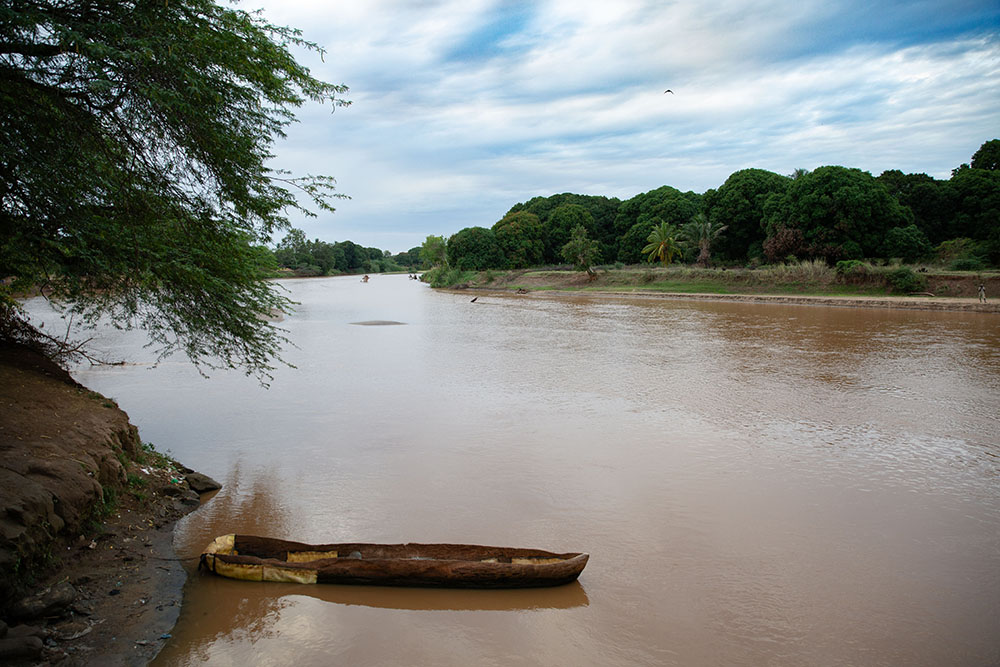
top-left (26, 276), bottom-right (1000, 666)
top-left (178, 463), bottom-right (292, 546)
top-left (173, 573), bottom-right (587, 615)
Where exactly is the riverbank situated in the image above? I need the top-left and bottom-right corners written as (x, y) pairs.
top-left (442, 266), bottom-right (1000, 313)
top-left (0, 343), bottom-right (219, 665)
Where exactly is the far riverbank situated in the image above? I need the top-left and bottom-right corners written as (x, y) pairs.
top-left (434, 266), bottom-right (1000, 313)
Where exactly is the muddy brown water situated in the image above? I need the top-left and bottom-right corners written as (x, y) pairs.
top-left (32, 275), bottom-right (999, 666)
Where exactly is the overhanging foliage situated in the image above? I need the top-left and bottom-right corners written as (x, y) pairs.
top-left (0, 0), bottom-right (350, 381)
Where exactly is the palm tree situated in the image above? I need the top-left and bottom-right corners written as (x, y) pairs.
top-left (642, 221), bottom-right (683, 266)
top-left (680, 213), bottom-right (728, 267)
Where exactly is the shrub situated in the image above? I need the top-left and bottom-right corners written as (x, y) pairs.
top-left (886, 267), bottom-right (927, 293)
top-left (425, 267), bottom-right (475, 288)
top-left (763, 227), bottom-right (805, 263)
top-left (420, 266), bottom-right (445, 286)
top-left (949, 258), bottom-right (986, 271)
top-left (935, 238), bottom-right (984, 264)
top-left (292, 263), bottom-right (323, 276)
top-left (835, 259), bottom-right (866, 276)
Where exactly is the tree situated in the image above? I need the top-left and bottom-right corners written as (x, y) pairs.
top-left (493, 211), bottom-right (544, 269)
top-left (703, 169), bottom-right (789, 262)
top-left (762, 166), bottom-right (910, 262)
top-left (274, 228), bottom-right (309, 268)
top-left (545, 204), bottom-right (596, 264)
top-left (762, 226), bottom-right (806, 263)
top-left (446, 227), bottom-right (505, 271)
top-left (613, 186), bottom-right (700, 261)
top-left (249, 245), bottom-right (279, 275)
top-left (0, 0), bottom-right (349, 381)
top-left (680, 213), bottom-right (728, 267)
top-left (420, 235), bottom-right (447, 267)
top-left (309, 239), bottom-right (339, 275)
top-left (949, 167), bottom-right (1000, 264)
top-left (877, 170), bottom-right (957, 244)
top-left (504, 193), bottom-right (620, 262)
top-left (392, 246), bottom-right (423, 269)
top-left (642, 221), bottom-right (683, 266)
top-left (364, 246), bottom-right (386, 272)
top-left (618, 221), bottom-right (655, 264)
top-left (560, 225), bottom-right (600, 272)
top-left (971, 139), bottom-right (1000, 171)
top-left (336, 241), bottom-right (365, 273)
top-left (884, 225), bottom-right (932, 263)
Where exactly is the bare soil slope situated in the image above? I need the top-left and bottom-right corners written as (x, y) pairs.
top-left (0, 343), bottom-right (214, 665)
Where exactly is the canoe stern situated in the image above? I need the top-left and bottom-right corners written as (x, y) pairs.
top-left (200, 534), bottom-right (320, 583)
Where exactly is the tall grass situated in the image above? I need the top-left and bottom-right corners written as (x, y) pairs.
top-left (614, 260), bottom-right (836, 286)
top-left (754, 259), bottom-right (833, 283)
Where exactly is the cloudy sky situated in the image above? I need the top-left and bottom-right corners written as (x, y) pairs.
top-left (250, 0), bottom-right (1000, 253)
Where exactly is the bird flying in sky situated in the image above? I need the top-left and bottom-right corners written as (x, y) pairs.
top-left (664, 89), bottom-right (674, 94)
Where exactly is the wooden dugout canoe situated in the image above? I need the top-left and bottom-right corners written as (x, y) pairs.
top-left (200, 534), bottom-right (589, 589)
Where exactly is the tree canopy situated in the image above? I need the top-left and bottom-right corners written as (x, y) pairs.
top-left (971, 139), bottom-right (1000, 171)
top-left (884, 224), bottom-right (932, 263)
top-left (703, 168), bottom-right (789, 262)
top-left (876, 170), bottom-right (957, 244)
top-left (612, 186), bottom-right (700, 262)
top-left (270, 229), bottom-right (397, 276)
top-left (420, 235), bottom-right (447, 268)
top-left (446, 226), bottom-right (504, 271)
top-left (1, 0), bottom-right (349, 380)
top-left (545, 204), bottom-right (596, 263)
top-left (762, 166), bottom-right (911, 262)
top-left (493, 211), bottom-right (544, 269)
top-left (432, 139), bottom-right (1000, 273)
top-left (504, 193), bottom-right (620, 262)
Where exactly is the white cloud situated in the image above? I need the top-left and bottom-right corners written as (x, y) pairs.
top-left (250, 1), bottom-right (1000, 251)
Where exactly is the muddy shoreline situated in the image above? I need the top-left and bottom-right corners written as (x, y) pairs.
top-left (1, 475), bottom-right (206, 667)
top-left (438, 265), bottom-right (1000, 313)
top-left (0, 343), bottom-right (219, 665)
top-left (455, 285), bottom-right (1000, 313)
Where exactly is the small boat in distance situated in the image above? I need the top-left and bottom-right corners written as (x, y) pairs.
top-left (200, 534), bottom-right (589, 589)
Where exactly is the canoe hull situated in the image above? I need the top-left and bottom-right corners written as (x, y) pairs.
top-left (200, 534), bottom-right (588, 589)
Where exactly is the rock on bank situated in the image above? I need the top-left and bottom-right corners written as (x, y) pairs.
top-left (0, 342), bottom-right (219, 665)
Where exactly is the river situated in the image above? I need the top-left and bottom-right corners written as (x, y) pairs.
top-left (47, 274), bottom-right (1000, 666)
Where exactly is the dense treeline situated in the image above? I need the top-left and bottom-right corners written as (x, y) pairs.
top-left (265, 139), bottom-right (998, 279)
top-left (439, 140), bottom-right (1000, 273)
top-left (264, 227), bottom-right (423, 276)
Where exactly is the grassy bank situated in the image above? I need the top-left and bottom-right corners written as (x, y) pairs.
top-left (424, 261), bottom-right (1000, 300)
